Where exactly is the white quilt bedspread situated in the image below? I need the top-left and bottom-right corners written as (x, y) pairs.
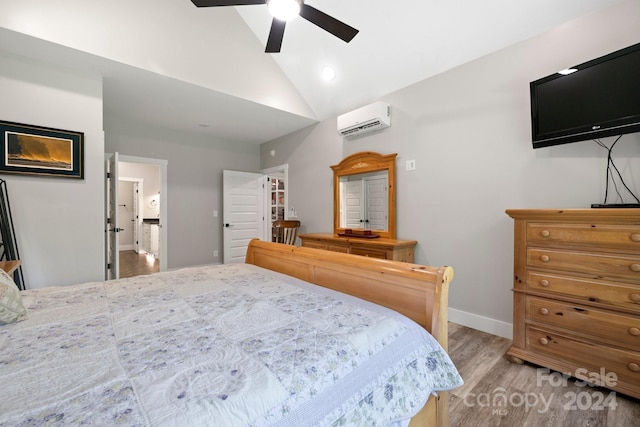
top-left (0, 264), bottom-right (462, 426)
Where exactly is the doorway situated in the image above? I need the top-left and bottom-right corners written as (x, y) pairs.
top-left (117, 176), bottom-right (157, 278)
top-left (221, 164), bottom-right (289, 264)
top-left (105, 153), bottom-right (168, 280)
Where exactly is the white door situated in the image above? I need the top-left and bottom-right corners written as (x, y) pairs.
top-left (365, 176), bottom-right (388, 230)
top-left (343, 180), bottom-right (364, 229)
top-left (105, 152), bottom-right (120, 280)
top-left (223, 170), bottom-right (265, 263)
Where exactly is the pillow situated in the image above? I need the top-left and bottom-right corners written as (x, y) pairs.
top-left (0, 268), bottom-right (27, 325)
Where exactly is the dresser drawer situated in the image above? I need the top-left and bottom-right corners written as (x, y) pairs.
top-left (527, 271), bottom-right (640, 312)
top-left (327, 244), bottom-right (350, 253)
top-left (298, 234), bottom-right (416, 263)
top-left (350, 247), bottom-right (387, 259)
top-left (527, 223), bottom-right (640, 250)
top-left (527, 296), bottom-right (640, 350)
top-left (527, 248), bottom-right (640, 282)
top-left (526, 326), bottom-right (640, 384)
top-left (303, 240), bottom-right (350, 254)
top-left (302, 241), bottom-right (327, 250)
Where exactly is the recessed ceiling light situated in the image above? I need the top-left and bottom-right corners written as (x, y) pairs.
top-left (322, 66), bottom-right (336, 81)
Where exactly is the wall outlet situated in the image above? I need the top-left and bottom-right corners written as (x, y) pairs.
top-left (213, 210), bottom-right (218, 217)
top-left (406, 160), bottom-right (416, 171)
top-left (213, 250), bottom-right (218, 257)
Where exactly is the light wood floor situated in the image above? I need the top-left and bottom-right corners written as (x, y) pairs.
top-left (447, 323), bottom-right (640, 426)
top-left (118, 250), bottom-right (159, 278)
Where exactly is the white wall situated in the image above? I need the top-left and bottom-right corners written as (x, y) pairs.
top-left (260, 1), bottom-right (640, 337)
top-left (0, 52), bottom-right (262, 287)
top-left (105, 119), bottom-right (260, 269)
top-left (0, 53), bottom-right (105, 288)
top-left (119, 162), bottom-right (161, 219)
top-left (0, 0), bottom-right (314, 119)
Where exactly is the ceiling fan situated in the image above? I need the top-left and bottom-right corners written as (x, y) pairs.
top-left (190, 0), bottom-right (359, 53)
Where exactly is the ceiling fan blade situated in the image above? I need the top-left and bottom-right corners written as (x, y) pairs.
top-left (299, 4), bottom-right (358, 43)
top-left (265, 18), bottom-right (286, 53)
top-left (190, 0), bottom-right (264, 7)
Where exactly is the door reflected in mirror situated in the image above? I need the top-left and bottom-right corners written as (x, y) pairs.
top-left (339, 170), bottom-right (388, 231)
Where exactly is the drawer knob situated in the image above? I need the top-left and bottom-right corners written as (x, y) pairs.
top-left (540, 280), bottom-right (550, 287)
top-left (629, 363), bottom-right (640, 372)
top-left (539, 337), bottom-right (549, 345)
top-left (631, 264), bottom-right (640, 272)
top-left (539, 308), bottom-right (549, 315)
top-left (631, 293), bottom-right (640, 303)
top-left (540, 255), bottom-right (550, 262)
top-left (540, 230), bottom-right (550, 238)
top-left (629, 327), bottom-right (640, 336)
top-left (631, 233), bottom-right (640, 242)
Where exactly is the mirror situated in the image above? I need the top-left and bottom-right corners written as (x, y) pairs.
top-left (331, 152), bottom-right (396, 239)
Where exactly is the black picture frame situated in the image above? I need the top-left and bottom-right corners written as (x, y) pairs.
top-left (0, 120), bottom-right (84, 179)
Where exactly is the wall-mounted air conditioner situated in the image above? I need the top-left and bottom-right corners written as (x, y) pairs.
top-left (337, 101), bottom-right (391, 137)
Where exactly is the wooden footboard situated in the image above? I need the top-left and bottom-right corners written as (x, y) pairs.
top-left (245, 239), bottom-right (454, 427)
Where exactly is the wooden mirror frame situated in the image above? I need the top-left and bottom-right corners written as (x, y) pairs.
top-left (331, 151), bottom-right (397, 239)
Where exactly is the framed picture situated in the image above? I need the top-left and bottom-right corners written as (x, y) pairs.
top-left (0, 120), bottom-right (84, 179)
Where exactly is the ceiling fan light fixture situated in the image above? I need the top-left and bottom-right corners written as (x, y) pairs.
top-left (268, 0), bottom-right (301, 21)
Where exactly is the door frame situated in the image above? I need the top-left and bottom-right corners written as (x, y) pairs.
top-left (261, 164), bottom-right (289, 239)
top-left (105, 153), bottom-right (168, 278)
top-left (106, 152), bottom-right (120, 280)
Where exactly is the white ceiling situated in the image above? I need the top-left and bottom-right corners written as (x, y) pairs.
top-left (0, 0), bottom-right (625, 145)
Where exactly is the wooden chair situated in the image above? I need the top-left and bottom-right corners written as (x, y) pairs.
top-left (272, 220), bottom-right (301, 245)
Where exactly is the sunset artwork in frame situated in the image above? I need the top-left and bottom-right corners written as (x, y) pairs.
top-left (0, 120), bottom-right (84, 179)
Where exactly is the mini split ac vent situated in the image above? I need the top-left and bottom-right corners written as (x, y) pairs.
top-left (337, 101), bottom-right (391, 137)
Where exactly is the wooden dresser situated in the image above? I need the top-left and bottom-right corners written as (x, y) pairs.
top-left (299, 233), bottom-right (417, 263)
top-left (506, 208), bottom-right (640, 399)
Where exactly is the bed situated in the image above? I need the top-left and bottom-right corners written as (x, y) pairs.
top-left (0, 239), bottom-right (462, 426)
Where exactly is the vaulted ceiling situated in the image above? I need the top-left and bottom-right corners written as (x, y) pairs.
top-left (0, 0), bottom-right (625, 144)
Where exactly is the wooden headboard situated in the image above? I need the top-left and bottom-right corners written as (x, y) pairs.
top-left (245, 239), bottom-right (454, 351)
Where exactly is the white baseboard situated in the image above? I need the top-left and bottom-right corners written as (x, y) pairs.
top-left (119, 245), bottom-right (134, 251)
top-left (449, 308), bottom-right (513, 339)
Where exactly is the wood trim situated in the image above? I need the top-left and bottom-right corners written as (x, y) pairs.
top-left (331, 151), bottom-right (397, 239)
top-left (506, 208), bottom-right (640, 222)
top-left (246, 239), bottom-right (452, 340)
top-left (0, 260), bottom-right (21, 275)
top-left (299, 233), bottom-right (417, 262)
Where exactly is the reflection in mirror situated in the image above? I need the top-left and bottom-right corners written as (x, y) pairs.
top-left (331, 152), bottom-right (397, 239)
top-left (339, 170), bottom-right (388, 230)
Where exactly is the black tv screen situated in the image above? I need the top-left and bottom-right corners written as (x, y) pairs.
top-left (530, 42), bottom-right (640, 149)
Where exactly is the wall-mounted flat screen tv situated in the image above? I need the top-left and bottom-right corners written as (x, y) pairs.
top-left (530, 42), bottom-right (640, 149)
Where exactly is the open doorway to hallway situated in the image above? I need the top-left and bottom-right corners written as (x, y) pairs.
top-left (118, 161), bottom-right (160, 278)
top-left (107, 154), bottom-right (167, 279)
